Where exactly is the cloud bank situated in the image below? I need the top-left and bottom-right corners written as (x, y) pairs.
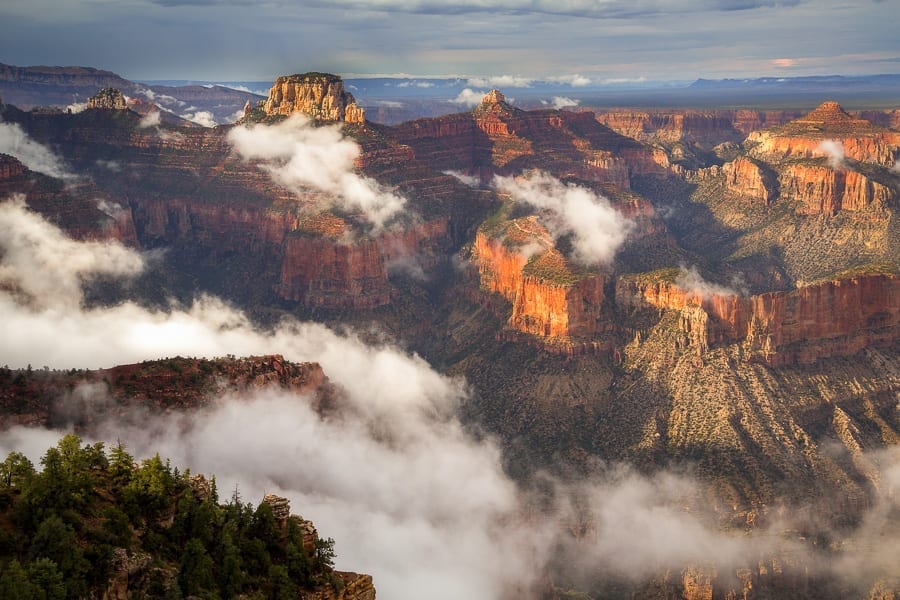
top-left (227, 114), bottom-right (406, 230)
top-left (675, 265), bottom-right (745, 299)
top-left (818, 139), bottom-right (845, 169)
top-left (0, 196), bottom-right (899, 599)
top-left (449, 88), bottom-right (488, 107)
top-left (180, 109), bottom-right (217, 127)
top-left (0, 196), bottom-right (143, 309)
top-left (494, 172), bottom-right (633, 265)
top-left (550, 96), bottom-right (579, 109)
top-left (0, 122), bottom-right (74, 179)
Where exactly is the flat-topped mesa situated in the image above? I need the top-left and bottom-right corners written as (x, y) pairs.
top-left (86, 87), bottom-right (127, 110)
top-left (263, 72), bottom-right (365, 124)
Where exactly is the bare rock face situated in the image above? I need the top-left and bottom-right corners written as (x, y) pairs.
top-left (474, 228), bottom-right (611, 353)
top-left (298, 573), bottom-right (376, 600)
top-left (748, 101), bottom-right (900, 166)
top-left (0, 153), bottom-right (25, 180)
top-left (617, 273), bottom-right (900, 366)
top-left (722, 156), bottom-right (776, 204)
top-left (262, 493), bottom-right (292, 521)
top-left (87, 87), bottom-right (128, 110)
top-left (780, 164), bottom-right (893, 214)
top-left (264, 73), bottom-right (365, 124)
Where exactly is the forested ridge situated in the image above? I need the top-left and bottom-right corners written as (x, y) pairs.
top-left (0, 435), bottom-right (340, 599)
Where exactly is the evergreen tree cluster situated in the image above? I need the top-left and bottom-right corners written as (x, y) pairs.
top-left (0, 435), bottom-right (339, 599)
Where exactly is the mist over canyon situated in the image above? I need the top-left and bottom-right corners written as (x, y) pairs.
top-left (0, 67), bottom-right (898, 599)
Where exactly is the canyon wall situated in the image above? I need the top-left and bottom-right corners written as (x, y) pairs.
top-left (474, 231), bottom-right (609, 346)
top-left (617, 274), bottom-right (900, 366)
top-left (779, 164), bottom-right (893, 214)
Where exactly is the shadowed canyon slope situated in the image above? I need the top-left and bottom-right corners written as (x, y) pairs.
top-left (1, 76), bottom-right (900, 598)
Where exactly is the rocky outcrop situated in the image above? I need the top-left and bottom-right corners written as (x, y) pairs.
top-left (276, 218), bottom-right (451, 308)
top-left (87, 87), bottom-right (128, 110)
top-left (617, 273), bottom-right (900, 366)
top-left (299, 573), bottom-right (376, 600)
top-left (474, 229), bottom-right (610, 348)
top-left (748, 101), bottom-right (900, 167)
top-left (722, 156), bottom-right (777, 204)
top-left (0, 153), bottom-right (25, 180)
top-left (780, 164), bottom-right (893, 214)
top-left (392, 90), bottom-right (659, 189)
top-left (596, 110), bottom-right (744, 148)
top-left (264, 73), bottom-right (365, 124)
top-left (277, 235), bottom-right (391, 308)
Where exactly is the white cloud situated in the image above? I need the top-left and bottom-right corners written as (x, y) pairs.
top-left (371, 100), bottom-right (405, 108)
top-left (0, 206), bottom-right (899, 597)
top-left (494, 171), bottom-right (633, 265)
top-left (227, 114), bottom-right (406, 231)
top-left (137, 110), bottom-right (161, 129)
top-left (443, 169), bottom-right (480, 186)
top-left (818, 139), bottom-right (845, 169)
top-left (180, 110), bottom-right (217, 127)
top-left (66, 101), bottom-right (88, 114)
top-left (675, 265), bottom-right (742, 299)
top-left (467, 75), bottom-right (533, 88)
top-left (0, 196), bottom-right (143, 310)
top-left (449, 88), bottom-right (487, 107)
top-left (0, 122), bottom-right (74, 179)
top-left (547, 74), bottom-right (593, 87)
top-left (96, 159), bottom-right (121, 171)
top-left (551, 96), bottom-right (579, 110)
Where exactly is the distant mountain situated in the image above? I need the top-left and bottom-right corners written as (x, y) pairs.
top-left (0, 62), bottom-right (264, 125)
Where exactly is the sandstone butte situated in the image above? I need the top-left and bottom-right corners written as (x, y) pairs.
top-left (262, 72), bottom-right (366, 124)
top-left (747, 100), bottom-right (900, 166)
top-left (699, 101), bottom-right (899, 215)
top-left (86, 87), bottom-right (128, 110)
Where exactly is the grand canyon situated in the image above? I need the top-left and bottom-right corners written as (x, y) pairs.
top-left (0, 59), bottom-right (898, 599)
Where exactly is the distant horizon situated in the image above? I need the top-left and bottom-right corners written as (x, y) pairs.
top-left (2, 1), bottom-right (898, 84)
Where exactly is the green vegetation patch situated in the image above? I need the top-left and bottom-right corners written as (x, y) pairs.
top-left (0, 435), bottom-right (342, 599)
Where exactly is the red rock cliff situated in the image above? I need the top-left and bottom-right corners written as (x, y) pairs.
top-left (264, 73), bottom-right (365, 124)
top-left (779, 164), bottom-right (893, 214)
top-left (617, 273), bottom-right (900, 366)
top-left (722, 156), bottom-right (776, 204)
top-left (748, 101), bottom-right (900, 167)
top-left (474, 230), bottom-right (608, 344)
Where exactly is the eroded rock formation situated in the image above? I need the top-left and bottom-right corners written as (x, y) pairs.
top-left (87, 87), bottom-right (128, 110)
top-left (748, 101), bottom-right (900, 167)
top-left (264, 73), bottom-right (365, 124)
top-left (617, 273), bottom-right (900, 366)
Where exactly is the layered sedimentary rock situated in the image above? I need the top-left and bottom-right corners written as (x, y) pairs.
top-left (779, 164), bottom-right (893, 214)
top-left (722, 156), bottom-right (776, 204)
top-left (264, 73), bottom-right (365, 124)
top-left (596, 110), bottom-right (744, 147)
top-left (748, 101), bottom-right (900, 166)
top-left (392, 89), bottom-right (661, 189)
top-left (617, 273), bottom-right (900, 366)
top-left (474, 227), bottom-right (610, 351)
top-left (0, 153), bottom-right (25, 180)
top-left (87, 87), bottom-right (127, 110)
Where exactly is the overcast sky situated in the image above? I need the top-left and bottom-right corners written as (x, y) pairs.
top-left (1, 0), bottom-right (898, 83)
